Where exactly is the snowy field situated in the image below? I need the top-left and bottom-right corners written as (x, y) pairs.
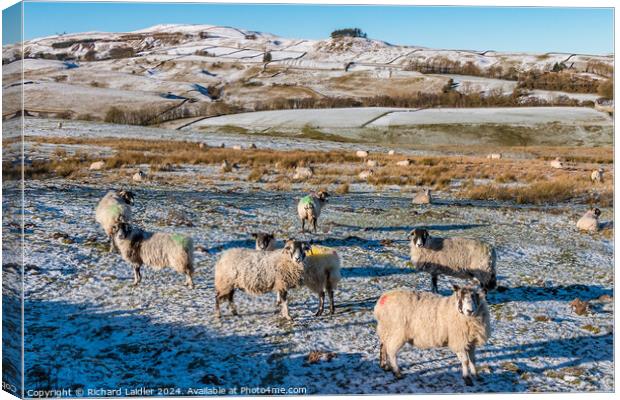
top-left (6, 119), bottom-right (614, 395)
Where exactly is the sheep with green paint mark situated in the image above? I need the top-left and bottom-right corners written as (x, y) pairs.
top-left (112, 222), bottom-right (195, 288)
top-left (297, 190), bottom-right (330, 233)
top-left (95, 190), bottom-right (135, 252)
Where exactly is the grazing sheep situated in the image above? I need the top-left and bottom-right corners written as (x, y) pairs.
top-left (133, 170), bottom-right (146, 182)
top-left (232, 145), bottom-right (242, 150)
top-left (356, 150), bottom-right (369, 158)
top-left (591, 168), bottom-right (604, 183)
top-left (374, 285), bottom-right (491, 384)
top-left (112, 222), bottom-right (194, 288)
top-left (294, 166), bottom-right (314, 180)
top-left (412, 189), bottom-right (431, 205)
top-left (297, 190), bottom-right (330, 233)
top-left (576, 208), bottom-right (601, 232)
top-left (367, 160), bottom-right (379, 167)
top-left (396, 159), bottom-right (411, 167)
top-left (89, 161), bottom-right (105, 170)
top-left (199, 142), bottom-right (207, 149)
top-left (95, 189), bottom-right (135, 252)
top-left (549, 157), bottom-right (563, 169)
top-left (486, 153), bottom-right (502, 160)
top-left (388, 150), bottom-right (395, 155)
top-left (214, 239), bottom-right (308, 320)
top-left (409, 228), bottom-right (497, 292)
top-left (359, 170), bottom-right (374, 180)
top-left (57, 122), bottom-right (63, 129)
top-left (254, 234), bottom-right (341, 316)
top-left (250, 143), bottom-right (257, 149)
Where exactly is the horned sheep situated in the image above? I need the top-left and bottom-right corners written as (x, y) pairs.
top-left (112, 222), bottom-right (195, 288)
top-left (409, 228), bottom-right (497, 292)
top-left (297, 190), bottom-right (330, 233)
top-left (254, 233), bottom-right (341, 316)
top-left (95, 190), bottom-right (135, 252)
top-left (214, 239), bottom-right (308, 320)
top-left (374, 286), bottom-right (491, 385)
top-left (591, 168), bottom-right (604, 183)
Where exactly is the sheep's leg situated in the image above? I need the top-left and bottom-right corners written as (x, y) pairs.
top-left (132, 265), bottom-right (142, 286)
top-left (456, 350), bottom-right (473, 386)
top-left (315, 291), bottom-right (325, 316)
top-left (312, 217), bottom-right (317, 233)
top-left (379, 342), bottom-right (389, 371)
top-left (385, 341), bottom-right (403, 379)
top-left (215, 292), bottom-right (222, 318)
top-left (108, 236), bottom-right (116, 253)
top-left (228, 290), bottom-right (238, 316)
top-left (279, 290), bottom-right (292, 321)
top-left (326, 271), bottom-right (335, 314)
top-left (431, 273), bottom-right (439, 293)
top-left (467, 346), bottom-right (478, 378)
top-left (301, 218), bottom-right (306, 233)
top-left (185, 271), bottom-right (195, 289)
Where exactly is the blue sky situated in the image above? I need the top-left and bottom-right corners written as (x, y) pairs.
top-left (2, 2), bottom-right (614, 54)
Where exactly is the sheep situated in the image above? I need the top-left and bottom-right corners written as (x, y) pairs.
top-left (367, 160), bottom-right (379, 167)
top-left (576, 208), bottom-right (600, 232)
top-left (95, 189), bottom-right (134, 252)
top-left (396, 159), bottom-right (411, 167)
top-left (89, 161), bottom-right (105, 170)
top-left (486, 153), bottom-right (502, 160)
top-left (412, 189), bottom-right (431, 205)
top-left (356, 150), bottom-right (369, 158)
top-left (591, 168), bottom-right (604, 183)
top-left (549, 157), bottom-right (563, 169)
top-left (232, 145), bottom-right (242, 150)
top-left (297, 190), bottom-right (329, 233)
top-left (112, 222), bottom-right (194, 288)
top-left (133, 170), bottom-right (146, 182)
top-left (374, 285), bottom-right (491, 385)
top-left (359, 170), bottom-right (374, 180)
top-left (409, 228), bottom-right (497, 293)
top-left (57, 122), bottom-right (63, 129)
top-left (294, 166), bottom-right (314, 180)
top-left (388, 150), bottom-right (396, 155)
top-left (254, 234), bottom-right (341, 316)
top-left (214, 239), bottom-right (308, 320)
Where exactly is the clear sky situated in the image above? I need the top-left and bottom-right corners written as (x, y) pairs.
top-left (2, 2), bottom-right (614, 54)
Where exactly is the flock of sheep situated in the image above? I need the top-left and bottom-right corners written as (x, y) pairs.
top-left (92, 157), bottom-right (605, 385)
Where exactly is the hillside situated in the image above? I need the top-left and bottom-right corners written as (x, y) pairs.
top-left (2, 23), bottom-right (614, 125)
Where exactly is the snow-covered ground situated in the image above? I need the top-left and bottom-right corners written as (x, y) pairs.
top-left (6, 118), bottom-right (614, 394)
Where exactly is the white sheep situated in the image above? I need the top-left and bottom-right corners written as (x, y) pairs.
top-left (396, 159), bottom-right (411, 167)
top-left (374, 285), bottom-right (491, 385)
top-left (133, 170), bottom-right (146, 182)
top-left (253, 234), bottom-right (341, 316)
top-left (486, 153), bottom-right (502, 160)
top-left (367, 160), bottom-right (379, 167)
top-left (112, 222), bottom-right (195, 288)
top-left (294, 166), bottom-right (314, 180)
top-left (409, 228), bottom-right (497, 292)
top-left (412, 189), bottom-right (431, 205)
top-left (356, 150), bottom-right (369, 158)
top-left (358, 170), bottom-right (374, 180)
top-left (214, 239), bottom-right (308, 320)
top-left (576, 208), bottom-right (600, 232)
top-left (549, 157), bottom-right (563, 169)
top-left (591, 168), bottom-right (604, 183)
top-left (297, 190), bottom-right (329, 233)
top-left (95, 190), bottom-right (134, 252)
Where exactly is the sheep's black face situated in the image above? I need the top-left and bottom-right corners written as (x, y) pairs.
top-left (410, 228), bottom-right (429, 248)
top-left (454, 285), bottom-right (485, 317)
top-left (118, 190), bottom-right (135, 205)
top-left (252, 232), bottom-right (275, 251)
top-left (284, 240), bottom-right (306, 264)
top-left (114, 222), bottom-right (132, 240)
top-left (593, 208), bottom-right (601, 217)
top-left (317, 191), bottom-right (330, 203)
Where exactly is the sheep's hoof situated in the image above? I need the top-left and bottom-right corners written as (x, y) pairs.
top-left (463, 376), bottom-right (473, 386)
top-left (315, 310), bottom-right (323, 317)
top-left (393, 371), bottom-right (403, 380)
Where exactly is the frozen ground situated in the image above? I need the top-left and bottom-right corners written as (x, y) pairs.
top-left (7, 120), bottom-right (614, 395)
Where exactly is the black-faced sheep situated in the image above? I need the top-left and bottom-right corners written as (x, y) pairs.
top-left (374, 286), bottom-right (491, 385)
top-left (409, 228), bottom-right (497, 292)
top-left (214, 239), bottom-right (308, 320)
top-left (254, 234), bottom-right (342, 316)
top-left (95, 190), bottom-right (135, 252)
top-left (297, 190), bottom-right (330, 233)
top-left (577, 208), bottom-right (601, 232)
top-left (112, 222), bottom-right (194, 288)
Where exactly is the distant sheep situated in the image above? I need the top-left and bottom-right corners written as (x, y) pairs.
top-left (576, 208), bottom-right (600, 232)
top-left (89, 161), bottom-right (105, 170)
top-left (112, 222), bottom-right (194, 288)
top-left (486, 153), bottom-right (502, 160)
top-left (57, 122), bottom-right (63, 129)
top-left (294, 166), bottom-right (314, 180)
top-left (591, 168), bottom-right (604, 183)
top-left (232, 145), bottom-right (242, 150)
top-left (409, 228), bottom-right (497, 292)
top-left (388, 150), bottom-right (395, 156)
top-left (214, 239), bottom-right (308, 320)
top-left (297, 190), bottom-right (330, 233)
top-left (549, 157), bottom-right (563, 169)
top-left (374, 286), bottom-right (491, 385)
top-left (396, 159), bottom-right (411, 167)
top-left (133, 170), bottom-right (146, 182)
top-left (95, 189), bottom-right (134, 252)
top-left (412, 189), bottom-right (431, 205)
top-left (254, 234), bottom-right (341, 316)
top-left (356, 150), bottom-right (369, 158)
top-left (367, 160), bottom-right (379, 167)
top-left (359, 170), bottom-right (374, 180)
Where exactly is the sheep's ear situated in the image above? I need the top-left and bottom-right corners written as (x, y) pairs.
top-left (408, 229), bottom-right (416, 237)
top-left (452, 284), bottom-right (461, 293)
top-left (251, 233), bottom-right (258, 239)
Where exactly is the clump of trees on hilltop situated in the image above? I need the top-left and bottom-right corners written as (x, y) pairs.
top-left (330, 28), bottom-right (367, 39)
